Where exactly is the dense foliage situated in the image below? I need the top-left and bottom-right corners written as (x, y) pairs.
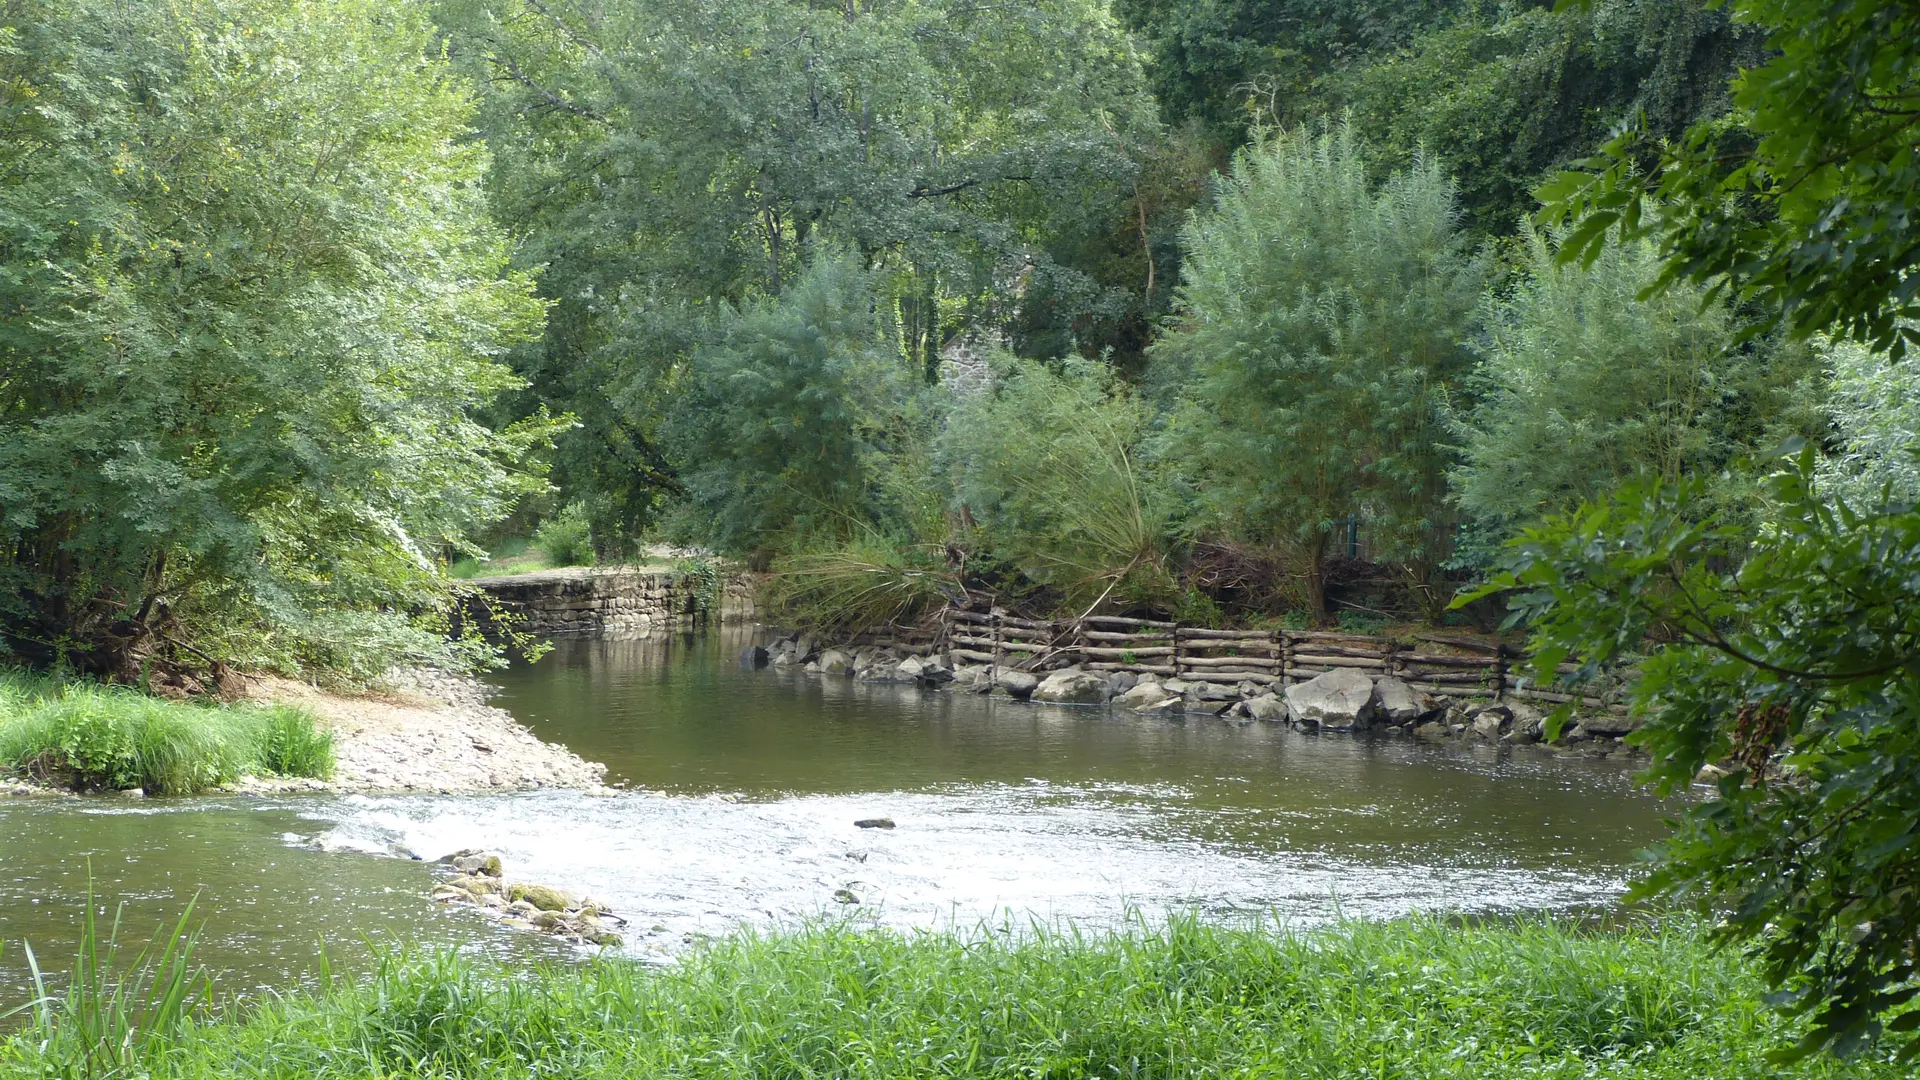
top-left (1155, 125), bottom-right (1482, 619)
top-left (0, 0), bottom-right (550, 681)
top-left (6, 917), bottom-right (1908, 1079)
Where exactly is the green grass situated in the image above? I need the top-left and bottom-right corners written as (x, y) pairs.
top-left (0, 670), bottom-right (333, 794)
top-left (3, 916), bottom-right (1905, 1079)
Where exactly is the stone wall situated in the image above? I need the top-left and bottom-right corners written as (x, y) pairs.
top-left (463, 567), bottom-right (756, 637)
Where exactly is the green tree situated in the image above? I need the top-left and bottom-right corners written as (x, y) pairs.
top-left (435, 0), bottom-right (1166, 549)
top-left (1488, 0), bottom-right (1920, 1057)
top-left (1450, 224), bottom-right (1810, 560)
top-left (1155, 124), bottom-right (1483, 621)
top-left (661, 254), bottom-right (928, 561)
top-left (0, 0), bottom-right (549, 679)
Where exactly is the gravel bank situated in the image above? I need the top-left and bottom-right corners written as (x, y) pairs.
top-left (245, 669), bottom-right (609, 795)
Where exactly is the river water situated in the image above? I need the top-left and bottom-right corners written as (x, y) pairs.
top-left (1, 628), bottom-right (1674, 1004)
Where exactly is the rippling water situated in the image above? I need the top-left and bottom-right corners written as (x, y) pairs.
top-left (1, 627), bottom-right (1673, 1001)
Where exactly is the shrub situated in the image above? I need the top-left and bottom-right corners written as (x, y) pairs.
top-left (535, 504), bottom-right (595, 567)
top-left (765, 535), bottom-right (955, 634)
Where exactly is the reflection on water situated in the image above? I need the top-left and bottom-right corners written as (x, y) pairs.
top-left (2, 626), bottom-right (1672, 1002)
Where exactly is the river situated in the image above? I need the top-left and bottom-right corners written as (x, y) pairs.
top-left (0, 628), bottom-right (1675, 1004)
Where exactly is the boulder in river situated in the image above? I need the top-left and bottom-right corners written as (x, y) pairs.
top-left (1370, 678), bottom-right (1425, 725)
top-left (854, 817), bottom-right (896, 829)
top-left (508, 883), bottom-right (576, 912)
top-left (1243, 693), bottom-right (1288, 722)
top-left (1284, 669), bottom-right (1377, 729)
top-left (740, 645), bottom-right (770, 669)
top-left (817, 649), bottom-right (855, 676)
top-left (995, 671), bottom-right (1039, 699)
top-left (1033, 670), bottom-right (1110, 705)
top-left (1113, 681), bottom-right (1173, 710)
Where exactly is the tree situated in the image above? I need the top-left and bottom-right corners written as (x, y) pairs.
top-left (0, 0), bottom-right (548, 680)
top-left (1449, 223), bottom-right (1811, 561)
top-left (1155, 124), bottom-right (1483, 621)
top-left (435, 0), bottom-right (1167, 548)
top-left (1486, 0), bottom-right (1920, 1058)
top-left (661, 254), bottom-right (928, 561)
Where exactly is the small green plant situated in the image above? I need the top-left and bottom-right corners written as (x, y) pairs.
top-left (535, 504), bottom-right (595, 567)
top-left (256, 706), bottom-right (335, 778)
top-left (672, 555), bottom-right (726, 619)
top-left (1335, 609), bottom-right (1390, 635)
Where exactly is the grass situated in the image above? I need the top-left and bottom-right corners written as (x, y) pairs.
top-left (0, 669), bottom-right (333, 794)
top-left (2, 916), bottom-right (1907, 1079)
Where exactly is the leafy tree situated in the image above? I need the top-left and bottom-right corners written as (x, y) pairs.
top-left (1450, 224), bottom-right (1812, 560)
top-left (0, 0), bottom-right (549, 679)
top-left (1821, 336), bottom-right (1920, 507)
top-left (1541, 0), bottom-right (1920, 357)
top-left (436, 0), bottom-right (1168, 547)
top-left (1486, 0), bottom-right (1920, 1058)
top-left (661, 254), bottom-right (929, 562)
top-left (1155, 124), bottom-right (1483, 621)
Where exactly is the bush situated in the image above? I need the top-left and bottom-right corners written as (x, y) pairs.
top-left (0, 678), bottom-right (333, 793)
top-left (764, 535), bottom-right (955, 633)
top-left (535, 504), bottom-right (595, 567)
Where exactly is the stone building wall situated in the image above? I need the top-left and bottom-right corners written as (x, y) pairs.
top-left (463, 567), bottom-right (756, 637)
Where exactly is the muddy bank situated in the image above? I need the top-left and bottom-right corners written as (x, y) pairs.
top-left (244, 668), bottom-right (609, 795)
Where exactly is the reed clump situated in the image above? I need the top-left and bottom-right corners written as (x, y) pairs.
top-left (0, 670), bottom-right (332, 794)
top-left (4, 916), bottom-right (1905, 1079)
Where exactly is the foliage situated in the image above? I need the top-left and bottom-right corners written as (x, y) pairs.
top-left (661, 255), bottom-right (932, 560)
top-left (1470, 455), bottom-right (1920, 1060)
top-left (1155, 123), bottom-right (1484, 621)
top-left (670, 555), bottom-right (725, 620)
top-left (1449, 224), bottom-right (1814, 562)
top-left (764, 536), bottom-right (956, 635)
top-left (1336, 0), bottom-right (1761, 234)
top-left (0, 0), bottom-right (554, 681)
top-left (4, 916), bottom-right (1904, 1078)
top-left (534, 505), bottom-right (594, 569)
top-left (0, 674), bottom-right (333, 793)
top-left (1819, 336), bottom-right (1920, 507)
top-left (1539, 0), bottom-right (1920, 358)
top-left (939, 358), bottom-right (1180, 611)
top-left (437, 0), bottom-right (1169, 541)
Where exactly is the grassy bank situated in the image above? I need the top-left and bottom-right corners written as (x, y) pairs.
top-left (0, 671), bottom-right (332, 794)
top-left (3, 917), bottom-right (1905, 1079)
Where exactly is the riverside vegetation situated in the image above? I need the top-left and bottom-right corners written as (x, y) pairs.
top-left (2, 916), bottom-right (1911, 1080)
top-left (3, 0), bottom-right (1920, 1069)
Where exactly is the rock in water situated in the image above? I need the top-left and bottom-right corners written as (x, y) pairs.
top-left (1243, 693), bottom-right (1288, 722)
top-left (995, 671), bottom-right (1040, 699)
top-left (1370, 677), bottom-right (1424, 724)
top-left (833, 888), bottom-right (861, 905)
top-left (740, 645), bottom-right (770, 668)
top-left (1113, 681), bottom-right (1173, 711)
top-left (508, 883), bottom-right (575, 912)
top-left (1032, 670), bottom-right (1110, 705)
top-left (1283, 669), bottom-right (1378, 729)
top-left (854, 817), bottom-right (896, 829)
top-left (817, 649), bottom-right (855, 676)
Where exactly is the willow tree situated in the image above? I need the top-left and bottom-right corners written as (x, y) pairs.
top-left (0, 0), bottom-right (549, 679)
top-left (1155, 124), bottom-right (1482, 621)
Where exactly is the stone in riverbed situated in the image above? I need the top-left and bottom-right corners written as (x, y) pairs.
top-left (995, 671), bottom-right (1039, 699)
top-left (740, 645), bottom-right (769, 668)
top-left (508, 884), bottom-right (575, 912)
top-left (1370, 677), bottom-right (1425, 724)
top-left (1113, 681), bottom-right (1173, 710)
top-left (1471, 705), bottom-right (1510, 740)
top-left (1284, 668), bottom-right (1377, 729)
top-left (1243, 693), bottom-right (1288, 722)
top-left (854, 817), bottom-right (896, 829)
top-left (1032, 670), bottom-right (1110, 705)
top-left (817, 649), bottom-right (854, 676)
top-left (1504, 704), bottom-right (1545, 744)
top-left (450, 853), bottom-right (503, 877)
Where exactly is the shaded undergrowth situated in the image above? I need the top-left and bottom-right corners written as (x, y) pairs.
top-left (3, 915), bottom-right (1907, 1079)
top-left (0, 670), bottom-right (332, 794)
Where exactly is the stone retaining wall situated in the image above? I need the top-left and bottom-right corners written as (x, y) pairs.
top-left (463, 567), bottom-right (756, 637)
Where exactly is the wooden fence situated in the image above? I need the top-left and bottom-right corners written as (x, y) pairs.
top-left (841, 607), bottom-right (1619, 710)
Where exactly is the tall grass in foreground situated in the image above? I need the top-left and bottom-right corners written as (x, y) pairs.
top-left (4, 917), bottom-right (1905, 1079)
top-left (0, 671), bottom-right (332, 794)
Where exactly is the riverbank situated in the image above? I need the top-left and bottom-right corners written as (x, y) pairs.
top-left (0, 667), bottom-right (606, 797)
top-left (242, 668), bottom-right (607, 795)
top-left (1, 917), bottom-right (1898, 1078)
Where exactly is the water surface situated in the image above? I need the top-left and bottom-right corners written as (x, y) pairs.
top-left (2, 627), bottom-right (1673, 1004)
